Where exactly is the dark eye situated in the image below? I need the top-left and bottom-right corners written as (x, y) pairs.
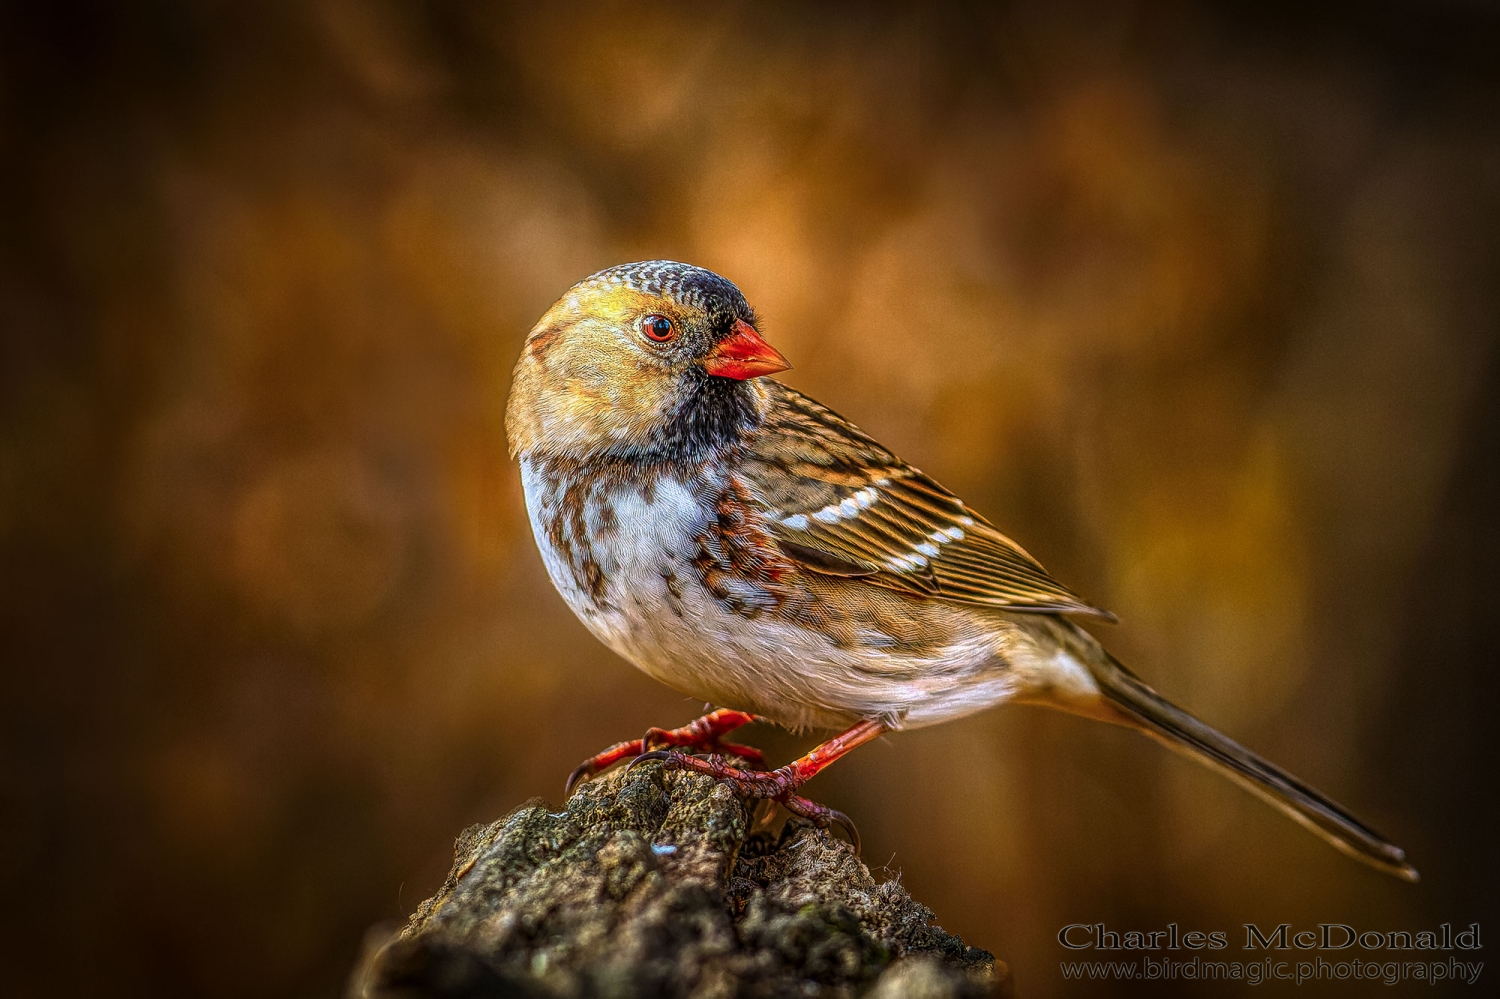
top-left (641, 314), bottom-right (676, 342)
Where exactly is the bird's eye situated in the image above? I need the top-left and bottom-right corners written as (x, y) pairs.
top-left (641, 314), bottom-right (676, 342)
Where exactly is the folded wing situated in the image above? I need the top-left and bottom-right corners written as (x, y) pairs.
top-left (742, 383), bottom-right (1114, 620)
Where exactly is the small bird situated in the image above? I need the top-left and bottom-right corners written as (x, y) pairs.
top-left (505, 260), bottom-right (1416, 881)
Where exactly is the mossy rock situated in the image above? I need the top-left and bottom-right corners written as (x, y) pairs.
top-left (354, 760), bottom-right (1006, 998)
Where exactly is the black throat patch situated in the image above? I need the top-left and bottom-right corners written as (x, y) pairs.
top-left (634, 369), bottom-right (760, 465)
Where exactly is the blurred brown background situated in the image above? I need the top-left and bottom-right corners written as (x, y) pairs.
top-left (2, 1), bottom-right (1497, 996)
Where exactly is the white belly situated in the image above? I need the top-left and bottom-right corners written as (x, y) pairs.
top-left (519, 458), bottom-right (1062, 731)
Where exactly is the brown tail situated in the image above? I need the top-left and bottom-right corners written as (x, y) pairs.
top-left (1083, 648), bottom-right (1417, 882)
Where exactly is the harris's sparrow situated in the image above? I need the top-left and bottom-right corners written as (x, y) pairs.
top-left (505, 260), bottom-right (1415, 881)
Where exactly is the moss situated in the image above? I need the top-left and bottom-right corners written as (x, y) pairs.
top-left (355, 761), bottom-right (1007, 999)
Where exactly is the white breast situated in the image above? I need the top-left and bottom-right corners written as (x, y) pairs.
top-left (519, 457), bottom-right (712, 663)
top-left (518, 457), bottom-right (1038, 731)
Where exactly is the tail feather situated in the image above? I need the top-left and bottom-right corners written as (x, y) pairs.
top-left (1085, 651), bottom-right (1418, 882)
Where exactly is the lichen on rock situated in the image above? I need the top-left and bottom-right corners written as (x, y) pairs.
top-left (354, 759), bottom-right (1005, 998)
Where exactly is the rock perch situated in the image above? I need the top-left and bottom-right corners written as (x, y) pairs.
top-left (352, 758), bottom-right (1007, 998)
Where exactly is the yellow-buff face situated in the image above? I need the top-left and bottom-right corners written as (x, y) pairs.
top-left (507, 261), bottom-right (788, 461)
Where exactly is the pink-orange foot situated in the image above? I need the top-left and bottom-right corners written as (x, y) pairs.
top-left (565, 708), bottom-right (765, 796)
top-left (628, 718), bottom-right (886, 854)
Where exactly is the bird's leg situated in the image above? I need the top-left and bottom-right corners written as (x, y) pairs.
top-left (565, 708), bottom-right (763, 795)
top-left (628, 719), bottom-right (886, 852)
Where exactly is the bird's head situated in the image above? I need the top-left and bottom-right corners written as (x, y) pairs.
top-left (506, 261), bottom-right (789, 461)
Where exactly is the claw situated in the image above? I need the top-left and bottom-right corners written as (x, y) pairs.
top-left (563, 736), bottom-right (647, 797)
top-left (625, 749), bottom-right (675, 776)
top-left (782, 794), bottom-right (861, 854)
top-left (564, 762), bottom-right (593, 797)
top-left (826, 807), bottom-right (861, 855)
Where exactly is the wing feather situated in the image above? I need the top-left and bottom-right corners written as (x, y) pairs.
top-left (743, 382), bottom-right (1115, 620)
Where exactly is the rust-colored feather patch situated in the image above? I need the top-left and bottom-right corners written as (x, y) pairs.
top-left (692, 478), bottom-right (797, 618)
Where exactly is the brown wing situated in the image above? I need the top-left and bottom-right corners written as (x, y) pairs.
top-left (741, 382), bottom-right (1115, 620)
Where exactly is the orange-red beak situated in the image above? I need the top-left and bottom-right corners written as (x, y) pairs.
top-left (702, 319), bottom-right (790, 380)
